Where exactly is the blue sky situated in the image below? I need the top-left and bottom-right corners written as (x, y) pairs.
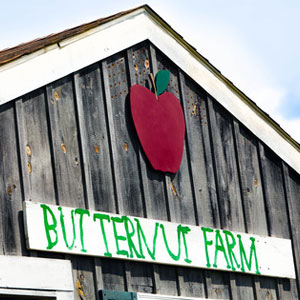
top-left (1, 0), bottom-right (300, 142)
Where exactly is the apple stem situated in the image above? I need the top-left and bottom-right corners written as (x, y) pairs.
top-left (150, 73), bottom-right (158, 100)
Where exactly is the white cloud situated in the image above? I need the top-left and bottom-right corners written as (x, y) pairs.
top-left (253, 88), bottom-right (300, 143)
top-left (252, 87), bottom-right (286, 117)
top-left (179, 21), bottom-right (300, 143)
top-left (274, 117), bottom-right (300, 145)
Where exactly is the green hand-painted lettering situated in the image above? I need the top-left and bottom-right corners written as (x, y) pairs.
top-left (238, 235), bottom-right (260, 275)
top-left (40, 204), bottom-right (58, 249)
top-left (93, 213), bottom-right (112, 257)
top-left (134, 218), bottom-right (158, 260)
top-left (75, 208), bottom-right (90, 253)
top-left (181, 226), bottom-right (192, 263)
top-left (123, 216), bottom-right (143, 258)
top-left (201, 226), bottom-right (213, 267)
top-left (59, 207), bottom-right (76, 250)
top-left (213, 229), bottom-right (231, 269)
top-left (112, 216), bottom-right (129, 257)
top-left (223, 230), bottom-right (240, 271)
top-left (160, 224), bottom-right (191, 263)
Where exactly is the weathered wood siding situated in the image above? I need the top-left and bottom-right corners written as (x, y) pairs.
top-left (0, 40), bottom-right (299, 300)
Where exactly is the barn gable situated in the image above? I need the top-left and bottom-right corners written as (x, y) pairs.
top-left (0, 5), bottom-right (299, 175)
top-left (0, 5), bottom-right (299, 300)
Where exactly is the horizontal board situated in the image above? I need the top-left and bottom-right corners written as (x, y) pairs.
top-left (0, 288), bottom-right (74, 300)
top-left (138, 292), bottom-right (225, 300)
top-left (24, 201), bottom-right (296, 279)
top-left (0, 255), bottom-right (73, 291)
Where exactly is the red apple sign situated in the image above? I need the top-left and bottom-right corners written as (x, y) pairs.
top-left (130, 70), bottom-right (185, 173)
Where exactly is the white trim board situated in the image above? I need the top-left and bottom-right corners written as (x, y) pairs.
top-left (0, 255), bottom-right (73, 291)
top-left (0, 8), bottom-right (299, 174)
top-left (138, 293), bottom-right (225, 300)
top-left (0, 289), bottom-right (73, 300)
top-left (0, 289), bottom-right (56, 297)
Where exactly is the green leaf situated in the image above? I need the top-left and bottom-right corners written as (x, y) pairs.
top-left (155, 70), bottom-right (170, 96)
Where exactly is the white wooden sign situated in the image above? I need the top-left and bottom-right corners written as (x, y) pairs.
top-left (23, 201), bottom-right (296, 279)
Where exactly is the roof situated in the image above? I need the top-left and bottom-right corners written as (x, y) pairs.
top-left (0, 5), bottom-right (299, 174)
top-left (0, 6), bottom-right (143, 66)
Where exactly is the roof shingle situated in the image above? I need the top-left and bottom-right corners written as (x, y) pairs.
top-left (0, 6), bottom-right (144, 66)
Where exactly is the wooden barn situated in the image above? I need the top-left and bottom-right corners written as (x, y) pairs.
top-left (0, 5), bottom-right (299, 300)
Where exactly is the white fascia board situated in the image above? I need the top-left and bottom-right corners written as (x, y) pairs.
top-left (0, 255), bottom-right (73, 291)
top-left (0, 9), bottom-right (299, 174)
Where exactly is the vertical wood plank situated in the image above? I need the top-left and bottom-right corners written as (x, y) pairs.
top-left (15, 90), bottom-right (56, 204)
top-left (15, 99), bottom-right (30, 202)
top-left (206, 96), bottom-right (246, 299)
top-left (94, 257), bottom-right (104, 291)
top-left (258, 143), bottom-right (289, 237)
top-left (46, 76), bottom-right (86, 208)
top-left (74, 71), bottom-right (95, 210)
top-left (179, 73), bottom-right (220, 228)
top-left (128, 261), bottom-right (153, 293)
top-left (102, 52), bottom-right (144, 217)
top-left (253, 277), bottom-right (262, 300)
top-left (258, 142), bottom-right (297, 299)
top-left (0, 103), bottom-right (24, 255)
top-left (206, 97), bottom-right (245, 231)
top-left (233, 121), bottom-right (268, 300)
top-left (282, 163), bottom-right (300, 298)
top-left (208, 271), bottom-right (230, 299)
top-left (259, 279), bottom-right (278, 300)
top-left (152, 265), bottom-right (161, 294)
top-left (233, 122), bottom-right (268, 235)
top-left (234, 274), bottom-right (255, 300)
top-left (157, 266), bottom-right (179, 296)
top-left (74, 65), bottom-right (116, 212)
top-left (101, 258), bottom-right (126, 291)
top-left (229, 274), bottom-right (238, 300)
top-left (72, 256), bottom-right (97, 300)
top-left (176, 267), bottom-right (206, 298)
